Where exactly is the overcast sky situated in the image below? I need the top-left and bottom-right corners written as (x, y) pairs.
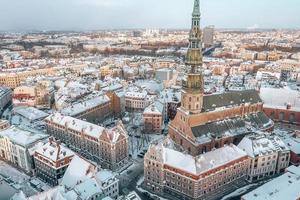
top-left (0, 0), bottom-right (299, 31)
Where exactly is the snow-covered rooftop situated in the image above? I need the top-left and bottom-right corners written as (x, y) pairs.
top-left (35, 138), bottom-right (74, 163)
top-left (0, 126), bottom-right (48, 147)
top-left (14, 107), bottom-right (49, 121)
top-left (46, 113), bottom-right (105, 139)
top-left (238, 134), bottom-right (289, 157)
top-left (73, 178), bottom-right (102, 199)
top-left (158, 144), bottom-right (247, 175)
top-left (60, 94), bottom-right (110, 117)
top-left (242, 165), bottom-right (300, 200)
top-left (95, 170), bottom-right (115, 183)
top-left (125, 91), bottom-right (147, 99)
top-left (260, 87), bottom-right (300, 111)
top-left (144, 101), bottom-right (164, 115)
top-left (61, 155), bottom-right (97, 189)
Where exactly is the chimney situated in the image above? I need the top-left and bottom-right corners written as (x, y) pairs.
top-left (286, 103), bottom-right (291, 110)
top-left (56, 142), bottom-right (61, 160)
top-left (49, 137), bottom-right (54, 144)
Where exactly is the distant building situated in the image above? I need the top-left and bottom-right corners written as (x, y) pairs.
top-left (144, 140), bottom-right (250, 200)
top-left (238, 133), bottom-right (290, 182)
top-left (33, 137), bottom-right (75, 186)
top-left (241, 165), bottom-right (300, 200)
top-left (280, 69), bottom-right (292, 82)
top-left (45, 113), bottom-right (129, 170)
top-left (13, 82), bottom-right (54, 109)
top-left (133, 31), bottom-right (142, 37)
top-left (0, 125), bottom-right (48, 173)
top-left (202, 26), bottom-right (214, 47)
top-left (155, 68), bottom-right (174, 81)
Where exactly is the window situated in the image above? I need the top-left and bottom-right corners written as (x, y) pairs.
top-left (279, 112), bottom-right (285, 121)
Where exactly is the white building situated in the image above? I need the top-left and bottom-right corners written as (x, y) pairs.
top-left (0, 125), bottom-right (48, 173)
top-left (203, 26), bottom-right (214, 47)
top-left (125, 91), bottom-right (151, 111)
top-left (61, 155), bottom-right (119, 199)
top-left (238, 133), bottom-right (290, 182)
top-left (94, 170), bottom-right (119, 199)
top-left (155, 68), bottom-right (174, 81)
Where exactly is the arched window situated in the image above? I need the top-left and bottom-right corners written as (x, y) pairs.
top-left (289, 113), bottom-right (295, 123)
top-left (270, 111), bottom-right (275, 119)
top-left (279, 112), bottom-right (285, 121)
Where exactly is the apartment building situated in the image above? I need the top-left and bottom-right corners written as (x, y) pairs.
top-left (144, 141), bottom-right (250, 200)
top-left (33, 137), bottom-right (75, 186)
top-left (45, 113), bottom-right (129, 170)
top-left (60, 94), bottom-right (111, 123)
top-left (125, 91), bottom-right (151, 112)
top-left (0, 125), bottom-right (48, 173)
top-left (13, 82), bottom-right (54, 108)
top-left (143, 101), bottom-right (164, 133)
top-left (238, 133), bottom-right (290, 182)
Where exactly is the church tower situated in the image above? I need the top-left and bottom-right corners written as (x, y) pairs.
top-left (181, 0), bottom-right (204, 114)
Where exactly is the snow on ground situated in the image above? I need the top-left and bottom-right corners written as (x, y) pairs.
top-left (0, 160), bottom-right (50, 197)
top-left (136, 176), bottom-right (144, 186)
top-left (136, 181), bottom-right (168, 200)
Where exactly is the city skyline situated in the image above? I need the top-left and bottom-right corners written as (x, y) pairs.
top-left (1, 0), bottom-right (300, 31)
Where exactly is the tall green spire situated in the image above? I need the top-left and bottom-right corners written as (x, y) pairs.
top-left (185, 0), bottom-right (203, 73)
top-left (193, 0), bottom-right (200, 16)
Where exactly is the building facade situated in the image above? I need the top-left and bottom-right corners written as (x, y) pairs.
top-left (144, 140), bottom-right (250, 200)
top-left (143, 101), bottom-right (164, 133)
top-left (0, 125), bottom-right (48, 173)
top-left (13, 82), bottom-right (54, 109)
top-left (238, 133), bottom-right (290, 182)
top-left (45, 113), bottom-right (129, 170)
top-left (125, 91), bottom-right (151, 112)
top-left (203, 26), bottom-right (214, 47)
top-left (33, 137), bottom-right (75, 186)
top-left (60, 95), bottom-right (112, 123)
